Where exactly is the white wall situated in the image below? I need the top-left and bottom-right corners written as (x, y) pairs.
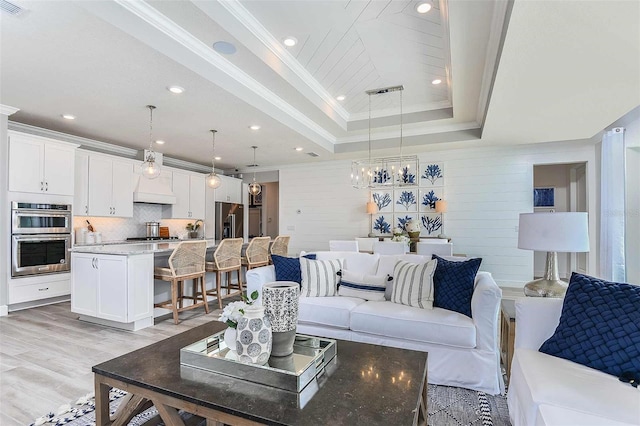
top-left (625, 117), bottom-right (640, 285)
top-left (279, 140), bottom-right (598, 289)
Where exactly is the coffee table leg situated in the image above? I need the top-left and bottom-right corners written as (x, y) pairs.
top-left (95, 377), bottom-right (111, 426)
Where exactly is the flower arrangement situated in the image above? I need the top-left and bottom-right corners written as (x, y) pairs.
top-left (186, 219), bottom-right (202, 232)
top-left (218, 291), bottom-right (259, 328)
top-left (391, 234), bottom-right (411, 246)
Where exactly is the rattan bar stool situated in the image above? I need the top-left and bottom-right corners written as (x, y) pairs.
top-left (206, 238), bottom-right (243, 309)
top-left (153, 240), bottom-right (209, 324)
top-left (242, 237), bottom-right (271, 277)
top-left (269, 235), bottom-right (290, 263)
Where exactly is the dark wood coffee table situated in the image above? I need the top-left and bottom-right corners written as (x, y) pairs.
top-left (93, 321), bottom-right (428, 425)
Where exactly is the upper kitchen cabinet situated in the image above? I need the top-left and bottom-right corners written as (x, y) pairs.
top-left (86, 153), bottom-right (134, 217)
top-left (74, 151), bottom-right (90, 216)
top-left (8, 131), bottom-right (77, 196)
top-left (162, 170), bottom-right (205, 219)
top-left (215, 175), bottom-right (243, 204)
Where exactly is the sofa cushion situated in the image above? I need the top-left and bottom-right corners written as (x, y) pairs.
top-left (535, 404), bottom-right (637, 426)
top-left (509, 348), bottom-right (640, 425)
top-left (350, 301), bottom-right (476, 348)
top-left (539, 272), bottom-right (640, 379)
top-left (271, 254), bottom-right (316, 284)
top-left (432, 255), bottom-right (482, 318)
top-left (338, 269), bottom-right (387, 301)
top-left (376, 254), bottom-right (430, 300)
top-left (391, 259), bottom-right (437, 309)
top-left (298, 296), bottom-right (365, 329)
top-left (300, 257), bottom-right (343, 297)
top-left (313, 251), bottom-right (379, 275)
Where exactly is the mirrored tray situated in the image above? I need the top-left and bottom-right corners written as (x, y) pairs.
top-left (180, 331), bottom-right (337, 393)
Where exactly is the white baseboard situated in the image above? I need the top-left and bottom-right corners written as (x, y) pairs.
top-left (0, 305), bottom-right (8, 316)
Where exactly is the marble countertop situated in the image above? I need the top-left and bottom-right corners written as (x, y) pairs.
top-left (71, 239), bottom-right (220, 255)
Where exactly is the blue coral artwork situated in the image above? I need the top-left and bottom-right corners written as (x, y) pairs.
top-left (419, 188), bottom-right (444, 212)
top-left (395, 214), bottom-right (418, 232)
top-left (372, 191), bottom-right (393, 213)
top-left (372, 215), bottom-right (392, 235)
top-left (395, 189), bottom-right (418, 212)
top-left (396, 165), bottom-right (417, 186)
top-left (420, 162), bottom-right (444, 187)
top-left (420, 213), bottom-right (442, 236)
top-left (373, 168), bottom-right (393, 185)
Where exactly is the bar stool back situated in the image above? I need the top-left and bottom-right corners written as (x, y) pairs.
top-left (206, 238), bottom-right (243, 308)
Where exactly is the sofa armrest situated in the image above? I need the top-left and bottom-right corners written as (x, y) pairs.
top-left (245, 265), bottom-right (276, 305)
top-left (471, 271), bottom-right (502, 351)
top-left (514, 297), bottom-right (563, 350)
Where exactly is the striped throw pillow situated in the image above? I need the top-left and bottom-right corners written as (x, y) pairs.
top-left (300, 257), bottom-right (343, 297)
top-left (391, 259), bottom-right (437, 309)
top-left (338, 269), bottom-right (388, 301)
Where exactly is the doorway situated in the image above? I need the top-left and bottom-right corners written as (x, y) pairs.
top-left (247, 181), bottom-right (279, 239)
top-left (533, 162), bottom-right (588, 279)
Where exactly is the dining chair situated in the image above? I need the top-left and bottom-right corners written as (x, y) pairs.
top-left (355, 237), bottom-right (378, 253)
top-left (153, 240), bottom-right (209, 324)
top-left (205, 238), bottom-right (243, 309)
top-left (242, 236), bottom-right (271, 276)
top-left (373, 240), bottom-right (408, 255)
top-left (269, 235), bottom-right (290, 261)
top-left (416, 242), bottom-right (453, 258)
top-left (329, 240), bottom-right (359, 252)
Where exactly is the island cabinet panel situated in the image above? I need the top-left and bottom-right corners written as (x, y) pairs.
top-left (8, 131), bottom-right (76, 196)
top-left (163, 170), bottom-right (205, 219)
top-left (86, 154), bottom-right (133, 217)
top-left (71, 253), bottom-right (153, 325)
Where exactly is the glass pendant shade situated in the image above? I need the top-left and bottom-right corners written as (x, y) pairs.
top-left (141, 105), bottom-right (161, 180)
top-left (207, 129), bottom-right (222, 188)
top-left (248, 181), bottom-right (261, 195)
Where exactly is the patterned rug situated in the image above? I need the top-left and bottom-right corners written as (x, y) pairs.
top-left (32, 385), bottom-right (510, 426)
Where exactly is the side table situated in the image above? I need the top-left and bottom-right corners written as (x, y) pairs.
top-left (500, 299), bottom-right (516, 381)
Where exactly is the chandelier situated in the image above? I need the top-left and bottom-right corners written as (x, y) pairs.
top-left (206, 129), bottom-right (222, 189)
top-left (248, 146), bottom-right (261, 196)
top-left (140, 105), bottom-right (162, 179)
top-left (351, 85), bottom-right (418, 189)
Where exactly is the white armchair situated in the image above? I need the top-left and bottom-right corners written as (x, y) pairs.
top-left (416, 242), bottom-right (453, 257)
top-left (329, 240), bottom-right (359, 252)
top-left (373, 240), bottom-right (408, 255)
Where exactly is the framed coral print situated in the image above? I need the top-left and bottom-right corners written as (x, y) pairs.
top-left (533, 187), bottom-right (554, 208)
top-left (372, 191), bottom-right (393, 213)
top-left (394, 214), bottom-right (418, 232)
top-left (419, 188), bottom-right (444, 212)
top-left (420, 162), bottom-right (444, 187)
top-left (420, 213), bottom-right (442, 236)
top-left (372, 214), bottom-right (392, 235)
top-left (394, 189), bottom-right (418, 212)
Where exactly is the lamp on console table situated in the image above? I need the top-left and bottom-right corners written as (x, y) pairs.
top-left (518, 212), bottom-right (590, 297)
top-left (435, 200), bottom-right (448, 239)
top-left (367, 200), bottom-right (378, 237)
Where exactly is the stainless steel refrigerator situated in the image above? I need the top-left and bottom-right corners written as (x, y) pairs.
top-left (215, 202), bottom-right (244, 240)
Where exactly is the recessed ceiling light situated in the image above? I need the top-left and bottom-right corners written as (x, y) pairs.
top-left (62, 114), bottom-right (76, 120)
top-left (432, 79), bottom-right (442, 85)
top-left (336, 95), bottom-right (346, 101)
top-left (214, 156), bottom-right (221, 161)
top-left (416, 2), bottom-right (432, 13)
top-left (283, 37), bottom-right (298, 47)
top-left (295, 147), bottom-right (303, 152)
top-left (212, 41), bottom-right (237, 55)
top-left (155, 140), bottom-right (165, 145)
top-left (167, 86), bottom-right (184, 94)
top-left (249, 125), bottom-right (261, 130)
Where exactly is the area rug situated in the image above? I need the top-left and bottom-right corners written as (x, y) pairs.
top-left (32, 385), bottom-right (510, 426)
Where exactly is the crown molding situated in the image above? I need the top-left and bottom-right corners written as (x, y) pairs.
top-left (109, 0), bottom-right (337, 151)
top-left (335, 121), bottom-right (480, 144)
top-left (1, 105), bottom-right (20, 116)
top-left (213, 0), bottom-right (350, 125)
top-left (349, 100), bottom-right (453, 122)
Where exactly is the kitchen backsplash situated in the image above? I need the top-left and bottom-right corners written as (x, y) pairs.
top-left (72, 204), bottom-right (198, 244)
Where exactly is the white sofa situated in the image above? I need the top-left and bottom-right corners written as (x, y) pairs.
top-left (246, 251), bottom-right (504, 395)
top-left (507, 297), bottom-right (640, 426)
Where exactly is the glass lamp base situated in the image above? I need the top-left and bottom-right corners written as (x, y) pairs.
top-left (524, 278), bottom-right (568, 298)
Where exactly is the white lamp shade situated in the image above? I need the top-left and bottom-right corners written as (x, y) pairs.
top-left (435, 200), bottom-right (447, 213)
top-left (366, 202), bottom-right (378, 214)
top-left (518, 212), bottom-right (589, 252)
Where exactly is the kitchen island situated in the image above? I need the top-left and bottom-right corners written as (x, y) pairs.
top-left (70, 239), bottom-right (225, 331)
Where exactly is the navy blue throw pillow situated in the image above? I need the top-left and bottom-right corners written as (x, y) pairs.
top-left (432, 255), bottom-right (482, 318)
top-left (539, 273), bottom-right (640, 378)
top-left (271, 254), bottom-right (316, 284)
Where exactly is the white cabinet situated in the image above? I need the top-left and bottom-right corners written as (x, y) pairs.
top-left (215, 175), bottom-right (243, 204)
top-left (8, 131), bottom-right (76, 196)
top-left (74, 151), bottom-right (89, 216)
top-left (71, 253), bottom-right (154, 327)
top-left (87, 154), bottom-right (133, 217)
top-left (163, 170), bottom-right (205, 219)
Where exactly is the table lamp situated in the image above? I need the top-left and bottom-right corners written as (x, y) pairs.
top-left (518, 212), bottom-right (590, 297)
top-left (435, 200), bottom-right (447, 239)
top-left (367, 201), bottom-right (378, 237)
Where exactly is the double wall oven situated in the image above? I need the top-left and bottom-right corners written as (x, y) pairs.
top-left (11, 202), bottom-right (72, 278)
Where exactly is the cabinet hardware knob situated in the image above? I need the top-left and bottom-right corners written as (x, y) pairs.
top-left (45, 182), bottom-right (48, 191)
top-left (85, 205), bottom-right (88, 214)
top-left (41, 182), bottom-right (44, 191)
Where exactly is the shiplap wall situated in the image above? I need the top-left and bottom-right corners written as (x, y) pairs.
top-left (279, 140), bottom-right (597, 288)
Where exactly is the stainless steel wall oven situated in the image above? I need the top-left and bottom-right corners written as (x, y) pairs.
top-left (11, 202), bottom-right (72, 277)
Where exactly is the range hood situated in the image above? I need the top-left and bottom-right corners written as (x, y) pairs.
top-left (132, 150), bottom-right (177, 204)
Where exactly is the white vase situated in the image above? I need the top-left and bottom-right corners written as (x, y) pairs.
top-left (262, 281), bottom-right (299, 357)
top-left (236, 305), bottom-right (272, 365)
top-left (223, 327), bottom-right (237, 351)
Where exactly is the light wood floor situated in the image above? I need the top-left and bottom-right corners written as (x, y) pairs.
top-left (0, 300), bottom-right (224, 425)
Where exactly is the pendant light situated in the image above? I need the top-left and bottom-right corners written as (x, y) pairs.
top-left (206, 129), bottom-right (222, 189)
top-left (140, 105), bottom-right (161, 179)
top-left (248, 146), bottom-right (261, 196)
